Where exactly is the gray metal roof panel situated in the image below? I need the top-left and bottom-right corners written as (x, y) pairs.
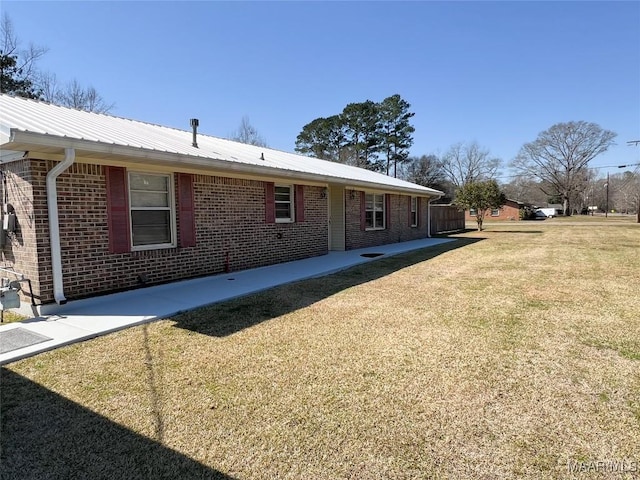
top-left (0, 94), bottom-right (443, 195)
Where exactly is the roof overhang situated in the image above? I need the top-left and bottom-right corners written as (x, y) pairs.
top-left (3, 129), bottom-right (444, 197)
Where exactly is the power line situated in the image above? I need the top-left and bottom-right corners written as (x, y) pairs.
top-left (494, 162), bottom-right (640, 181)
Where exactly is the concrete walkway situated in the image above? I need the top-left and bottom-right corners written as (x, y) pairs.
top-left (0, 238), bottom-right (452, 365)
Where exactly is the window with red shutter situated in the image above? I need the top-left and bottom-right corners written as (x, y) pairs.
top-left (363, 193), bottom-right (385, 230)
top-left (128, 172), bottom-right (174, 248)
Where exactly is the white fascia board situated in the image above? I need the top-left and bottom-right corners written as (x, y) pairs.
top-left (6, 130), bottom-right (444, 197)
top-left (345, 184), bottom-right (443, 197)
top-left (0, 149), bottom-right (26, 163)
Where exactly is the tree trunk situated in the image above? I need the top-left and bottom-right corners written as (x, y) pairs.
top-left (563, 197), bottom-right (570, 216)
top-left (476, 214), bottom-right (483, 231)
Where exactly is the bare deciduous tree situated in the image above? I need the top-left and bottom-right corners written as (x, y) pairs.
top-left (2, 14), bottom-right (114, 113)
top-left (511, 121), bottom-right (616, 216)
top-left (54, 78), bottom-right (114, 113)
top-left (441, 141), bottom-right (501, 189)
top-left (1, 13), bottom-right (47, 97)
top-left (611, 169), bottom-right (640, 221)
top-left (501, 176), bottom-right (550, 206)
top-left (231, 116), bottom-right (267, 147)
top-left (401, 154), bottom-right (446, 191)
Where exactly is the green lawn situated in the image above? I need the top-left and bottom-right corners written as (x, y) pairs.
top-left (2, 219), bottom-right (639, 479)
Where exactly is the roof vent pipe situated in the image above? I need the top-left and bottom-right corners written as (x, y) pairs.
top-left (190, 118), bottom-right (199, 148)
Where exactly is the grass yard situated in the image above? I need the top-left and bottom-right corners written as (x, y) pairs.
top-left (1, 218), bottom-right (639, 479)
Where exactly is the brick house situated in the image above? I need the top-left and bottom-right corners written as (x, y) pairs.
top-left (0, 95), bottom-right (443, 313)
top-left (465, 199), bottom-right (525, 222)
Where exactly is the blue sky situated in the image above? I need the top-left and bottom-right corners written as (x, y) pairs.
top-left (3, 1), bottom-right (639, 179)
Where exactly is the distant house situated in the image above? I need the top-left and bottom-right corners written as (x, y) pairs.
top-left (0, 95), bottom-right (443, 312)
top-left (465, 199), bottom-right (526, 222)
top-left (546, 204), bottom-right (563, 216)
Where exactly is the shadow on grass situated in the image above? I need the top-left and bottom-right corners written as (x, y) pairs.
top-left (433, 228), bottom-right (478, 236)
top-left (0, 368), bottom-right (235, 480)
top-left (485, 230), bottom-right (543, 234)
top-left (173, 237), bottom-right (483, 337)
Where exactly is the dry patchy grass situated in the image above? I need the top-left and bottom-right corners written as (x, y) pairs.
top-left (0, 310), bottom-right (26, 324)
top-left (2, 221), bottom-right (639, 479)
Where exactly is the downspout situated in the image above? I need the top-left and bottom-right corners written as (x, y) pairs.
top-left (46, 148), bottom-right (75, 305)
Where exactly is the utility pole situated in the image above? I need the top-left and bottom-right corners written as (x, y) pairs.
top-left (605, 172), bottom-right (609, 218)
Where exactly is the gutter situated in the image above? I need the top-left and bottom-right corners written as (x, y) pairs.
top-left (7, 131), bottom-right (444, 197)
top-left (46, 147), bottom-right (75, 304)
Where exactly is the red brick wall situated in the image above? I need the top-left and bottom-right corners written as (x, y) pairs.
top-left (2, 159), bottom-right (328, 304)
top-left (345, 190), bottom-right (430, 250)
top-left (0, 159), bottom-right (48, 304)
top-left (464, 201), bottom-right (522, 222)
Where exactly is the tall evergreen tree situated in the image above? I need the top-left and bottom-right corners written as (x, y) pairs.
top-left (0, 51), bottom-right (40, 97)
top-left (342, 101), bottom-right (381, 170)
top-left (379, 94), bottom-right (415, 177)
top-left (295, 115), bottom-right (346, 161)
top-left (295, 95), bottom-right (415, 174)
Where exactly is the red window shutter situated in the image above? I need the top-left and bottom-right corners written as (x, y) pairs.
top-left (385, 194), bottom-right (391, 229)
top-left (105, 166), bottom-right (131, 254)
top-left (178, 173), bottom-right (196, 248)
top-left (360, 191), bottom-right (366, 231)
top-left (295, 184), bottom-right (304, 222)
top-left (265, 182), bottom-right (275, 223)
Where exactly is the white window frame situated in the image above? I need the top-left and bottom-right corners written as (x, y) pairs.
top-left (410, 196), bottom-right (418, 227)
top-left (128, 171), bottom-right (176, 251)
top-left (275, 184), bottom-right (295, 223)
top-left (365, 193), bottom-right (385, 230)
top-left (491, 208), bottom-right (500, 217)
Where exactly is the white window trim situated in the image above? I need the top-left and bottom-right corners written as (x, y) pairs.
top-left (410, 196), bottom-right (418, 227)
top-left (365, 193), bottom-right (386, 231)
top-left (275, 184), bottom-right (295, 223)
top-left (128, 171), bottom-right (177, 251)
top-left (491, 208), bottom-right (500, 217)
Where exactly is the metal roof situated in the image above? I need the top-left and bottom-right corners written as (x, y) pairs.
top-left (0, 94), bottom-right (443, 196)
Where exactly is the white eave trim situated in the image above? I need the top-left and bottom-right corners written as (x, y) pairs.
top-left (5, 130), bottom-right (444, 197)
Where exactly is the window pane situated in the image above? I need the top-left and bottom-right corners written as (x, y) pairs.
top-left (365, 211), bottom-right (373, 228)
top-left (275, 203), bottom-right (291, 219)
top-left (375, 196), bottom-right (384, 210)
top-left (375, 211), bottom-right (384, 228)
top-left (131, 210), bottom-right (171, 246)
top-left (130, 174), bottom-right (168, 192)
top-left (131, 191), bottom-right (169, 208)
top-left (275, 186), bottom-right (291, 202)
top-left (411, 197), bottom-right (417, 212)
